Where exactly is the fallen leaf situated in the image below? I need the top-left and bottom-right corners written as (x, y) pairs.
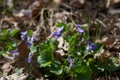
top-left (2, 61), bottom-right (14, 77)
top-left (30, 0), bottom-right (45, 19)
top-left (94, 50), bottom-right (111, 63)
top-left (101, 36), bottom-right (117, 48)
top-left (16, 40), bottom-right (29, 67)
top-left (57, 37), bottom-right (69, 55)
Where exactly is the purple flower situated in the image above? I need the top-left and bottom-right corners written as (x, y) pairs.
top-left (21, 31), bottom-right (30, 40)
top-left (53, 26), bottom-right (64, 39)
top-left (86, 41), bottom-right (97, 52)
top-left (31, 36), bottom-right (38, 42)
top-left (21, 31), bottom-right (34, 48)
top-left (11, 49), bottom-right (19, 60)
top-left (26, 41), bottom-right (33, 48)
top-left (27, 52), bottom-right (33, 63)
top-left (76, 24), bottom-right (85, 33)
top-left (67, 57), bottom-right (74, 69)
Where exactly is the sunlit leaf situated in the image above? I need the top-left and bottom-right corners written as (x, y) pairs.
top-left (10, 28), bottom-right (20, 37)
top-left (50, 61), bottom-right (63, 75)
top-left (37, 50), bottom-right (54, 67)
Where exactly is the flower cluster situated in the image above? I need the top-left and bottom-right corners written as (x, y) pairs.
top-left (21, 31), bottom-right (38, 48)
top-left (11, 31), bottom-right (38, 63)
top-left (21, 31), bottom-right (38, 63)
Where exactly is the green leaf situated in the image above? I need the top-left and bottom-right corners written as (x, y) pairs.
top-left (39, 39), bottom-right (57, 52)
top-left (88, 58), bottom-right (102, 75)
top-left (10, 28), bottom-right (20, 37)
top-left (106, 58), bottom-right (120, 72)
top-left (50, 61), bottom-right (63, 75)
top-left (30, 45), bottom-right (37, 53)
top-left (93, 43), bottom-right (103, 54)
top-left (71, 65), bottom-right (92, 80)
top-left (0, 71), bottom-right (3, 77)
top-left (0, 29), bottom-right (8, 40)
top-left (0, 51), bottom-right (4, 56)
top-left (0, 0), bottom-right (2, 5)
top-left (57, 22), bottom-right (67, 28)
top-left (37, 50), bottom-right (54, 67)
top-left (28, 30), bottom-right (33, 36)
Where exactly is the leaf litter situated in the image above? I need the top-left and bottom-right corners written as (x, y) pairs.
top-left (0, 0), bottom-right (120, 80)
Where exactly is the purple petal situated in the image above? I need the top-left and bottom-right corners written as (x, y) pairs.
top-left (21, 31), bottom-right (28, 35)
top-left (67, 57), bottom-right (74, 69)
top-left (69, 63), bottom-right (74, 69)
top-left (90, 43), bottom-right (97, 50)
top-left (21, 31), bottom-right (29, 40)
top-left (86, 41), bottom-right (97, 52)
top-left (53, 27), bottom-right (64, 39)
top-left (53, 32), bottom-right (62, 39)
top-left (11, 49), bottom-right (18, 54)
top-left (76, 24), bottom-right (85, 33)
top-left (26, 41), bottom-right (33, 48)
top-left (31, 36), bottom-right (38, 42)
top-left (77, 27), bottom-right (85, 33)
top-left (57, 26), bottom-right (64, 33)
top-left (27, 53), bottom-right (33, 63)
top-left (27, 57), bottom-right (32, 63)
top-left (67, 57), bottom-right (73, 63)
top-left (11, 49), bottom-right (19, 60)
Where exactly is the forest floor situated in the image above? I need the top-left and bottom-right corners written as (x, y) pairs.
top-left (0, 0), bottom-right (120, 80)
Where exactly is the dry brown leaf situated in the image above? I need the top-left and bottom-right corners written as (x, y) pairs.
top-left (16, 40), bottom-right (29, 68)
top-left (2, 73), bottom-right (27, 80)
top-left (30, 0), bottom-right (45, 19)
top-left (101, 36), bottom-right (117, 47)
top-left (2, 17), bottom-right (19, 27)
top-left (78, 0), bottom-right (86, 4)
top-left (53, 37), bottom-right (69, 62)
top-left (53, 0), bottom-right (62, 4)
top-left (107, 0), bottom-right (120, 7)
top-left (2, 61), bottom-right (14, 77)
top-left (13, 9), bottom-right (32, 19)
top-left (57, 37), bottom-right (69, 54)
top-left (111, 0), bottom-right (120, 3)
top-left (94, 50), bottom-right (111, 63)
